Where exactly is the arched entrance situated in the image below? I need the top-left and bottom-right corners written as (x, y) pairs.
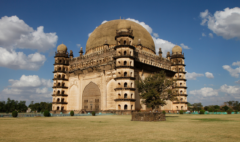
top-left (82, 82), bottom-right (101, 111)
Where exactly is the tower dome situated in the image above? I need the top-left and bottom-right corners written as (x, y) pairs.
top-left (172, 45), bottom-right (182, 54)
top-left (57, 44), bottom-right (67, 53)
top-left (86, 19), bottom-right (155, 54)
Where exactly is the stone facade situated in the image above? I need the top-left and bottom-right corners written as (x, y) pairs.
top-left (51, 19), bottom-right (188, 114)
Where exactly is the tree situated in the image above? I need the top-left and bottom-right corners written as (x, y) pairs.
top-left (136, 71), bottom-right (177, 111)
top-left (192, 103), bottom-right (203, 111)
top-left (222, 105), bottom-right (229, 111)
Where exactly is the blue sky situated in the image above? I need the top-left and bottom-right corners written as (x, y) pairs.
top-left (0, 0), bottom-right (239, 106)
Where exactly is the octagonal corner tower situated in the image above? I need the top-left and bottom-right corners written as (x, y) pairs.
top-left (86, 19), bottom-right (155, 55)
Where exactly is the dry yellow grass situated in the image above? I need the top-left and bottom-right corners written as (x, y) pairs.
top-left (0, 114), bottom-right (240, 142)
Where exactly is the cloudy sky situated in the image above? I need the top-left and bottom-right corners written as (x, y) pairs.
top-left (0, 0), bottom-right (239, 106)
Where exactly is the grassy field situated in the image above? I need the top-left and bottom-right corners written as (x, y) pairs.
top-left (0, 114), bottom-right (240, 142)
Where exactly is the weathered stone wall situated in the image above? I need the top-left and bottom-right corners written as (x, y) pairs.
top-left (132, 112), bottom-right (166, 121)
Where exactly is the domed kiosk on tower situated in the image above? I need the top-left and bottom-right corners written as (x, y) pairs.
top-left (51, 19), bottom-right (188, 114)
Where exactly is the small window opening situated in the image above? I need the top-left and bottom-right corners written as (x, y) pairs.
top-left (124, 51), bottom-right (127, 55)
top-left (131, 94), bottom-right (133, 98)
top-left (124, 72), bottom-right (127, 77)
top-left (124, 93), bottom-right (127, 98)
top-left (57, 90), bottom-right (60, 94)
top-left (124, 83), bottom-right (127, 87)
top-left (124, 61), bottom-right (127, 65)
top-left (57, 106), bottom-right (59, 110)
top-left (124, 40), bottom-right (126, 45)
top-left (124, 105), bottom-right (128, 110)
top-left (57, 98), bottom-right (60, 102)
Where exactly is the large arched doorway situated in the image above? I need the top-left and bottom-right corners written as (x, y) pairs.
top-left (82, 82), bottom-right (101, 111)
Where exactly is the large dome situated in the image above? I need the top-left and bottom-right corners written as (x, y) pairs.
top-left (86, 19), bottom-right (155, 53)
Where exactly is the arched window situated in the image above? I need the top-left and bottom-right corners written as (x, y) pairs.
top-left (59, 60), bottom-right (62, 63)
top-left (124, 40), bottom-right (126, 45)
top-left (61, 98), bottom-right (64, 102)
top-left (57, 98), bottom-right (60, 102)
top-left (180, 83), bottom-right (182, 86)
top-left (57, 90), bottom-right (60, 94)
top-left (58, 67), bottom-right (61, 70)
top-left (62, 91), bottom-right (65, 94)
top-left (124, 105), bottom-right (128, 110)
top-left (124, 51), bottom-right (127, 55)
top-left (180, 90), bottom-right (182, 94)
top-left (124, 61), bottom-right (127, 65)
top-left (57, 106), bottom-right (59, 110)
top-left (58, 83), bottom-right (60, 86)
top-left (124, 72), bottom-right (127, 77)
top-left (124, 83), bottom-right (127, 87)
top-left (61, 107), bottom-right (64, 110)
top-left (131, 83), bottom-right (133, 87)
top-left (124, 93), bottom-right (127, 98)
top-left (58, 75), bottom-right (61, 78)
top-left (62, 83), bottom-right (65, 87)
top-left (131, 94), bottom-right (133, 98)
top-left (180, 98), bottom-right (183, 102)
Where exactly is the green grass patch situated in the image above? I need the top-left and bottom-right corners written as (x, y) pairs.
top-left (193, 118), bottom-right (231, 122)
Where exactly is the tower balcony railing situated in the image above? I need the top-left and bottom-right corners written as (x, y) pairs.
top-left (53, 63), bottom-right (69, 65)
top-left (114, 76), bottom-right (135, 80)
top-left (52, 94), bottom-right (68, 97)
top-left (114, 98), bottom-right (136, 102)
top-left (52, 101), bottom-right (68, 104)
top-left (53, 70), bottom-right (67, 73)
top-left (173, 86), bottom-right (187, 89)
top-left (113, 55), bottom-right (135, 59)
top-left (52, 85), bottom-right (68, 89)
top-left (52, 77), bottom-right (68, 81)
top-left (114, 87), bottom-right (136, 91)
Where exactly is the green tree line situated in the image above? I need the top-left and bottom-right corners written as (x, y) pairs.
top-left (0, 98), bottom-right (52, 113)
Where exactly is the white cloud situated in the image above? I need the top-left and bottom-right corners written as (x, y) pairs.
top-left (235, 80), bottom-right (240, 84)
top-left (153, 33), bottom-right (159, 38)
top-left (0, 16), bottom-right (58, 52)
top-left (189, 87), bottom-right (218, 97)
top-left (0, 75), bottom-right (53, 103)
top-left (126, 18), bottom-right (153, 34)
top-left (76, 44), bottom-right (81, 47)
top-left (180, 43), bottom-right (190, 49)
top-left (200, 7), bottom-right (240, 39)
top-left (0, 47), bottom-right (46, 70)
top-left (223, 65), bottom-right (240, 78)
top-left (209, 33), bottom-right (213, 38)
top-left (232, 61), bottom-right (240, 66)
top-left (101, 20), bottom-right (108, 24)
top-left (152, 37), bottom-right (175, 56)
top-left (8, 75), bottom-right (52, 88)
top-left (202, 33), bottom-right (206, 36)
top-left (205, 72), bottom-right (214, 79)
top-left (186, 72), bottom-right (204, 80)
top-left (220, 84), bottom-right (240, 95)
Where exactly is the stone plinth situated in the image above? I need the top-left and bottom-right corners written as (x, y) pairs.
top-left (132, 112), bottom-right (166, 121)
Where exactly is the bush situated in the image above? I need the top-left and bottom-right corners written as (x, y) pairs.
top-left (179, 110), bottom-right (184, 114)
top-left (70, 111), bottom-right (74, 116)
top-left (92, 111), bottom-right (95, 116)
top-left (208, 108), bottom-right (213, 112)
top-left (162, 111), bottom-right (166, 114)
top-left (44, 110), bottom-right (50, 117)
top-left (199, 110), bottom-right (205, 114)
top-left (235, 110), bottom-right (238, 114)
top-left (227, 109), bottom-right (233, 114)
top-left (12, 111), bottom-right (18, 117)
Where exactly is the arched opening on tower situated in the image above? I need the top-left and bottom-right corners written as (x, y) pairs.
top-left (57, 98), bottom-right (60, 102)
top-left (118, 105), bottom-right (121, 110)
top-left (61, 98), bottom-right (64, 102)
top-left (124, 83), bottom-right (127, 87)
top-left (124, 51), bottom-right (127, 55)
top-left (124, 105), bottom-right (128, 110)
top-left (124, 72), bottom-right (127, 77)
top-left (57, 106), bottom-right (59, 110)
top-left (57, 90), bottom-right (60, 94)
top-left (124, 61), bottom-right (127, 66)
top-left (124, 40), bottom-right (126, 45)
top-left (124, 93), bottom-right (127, 98)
